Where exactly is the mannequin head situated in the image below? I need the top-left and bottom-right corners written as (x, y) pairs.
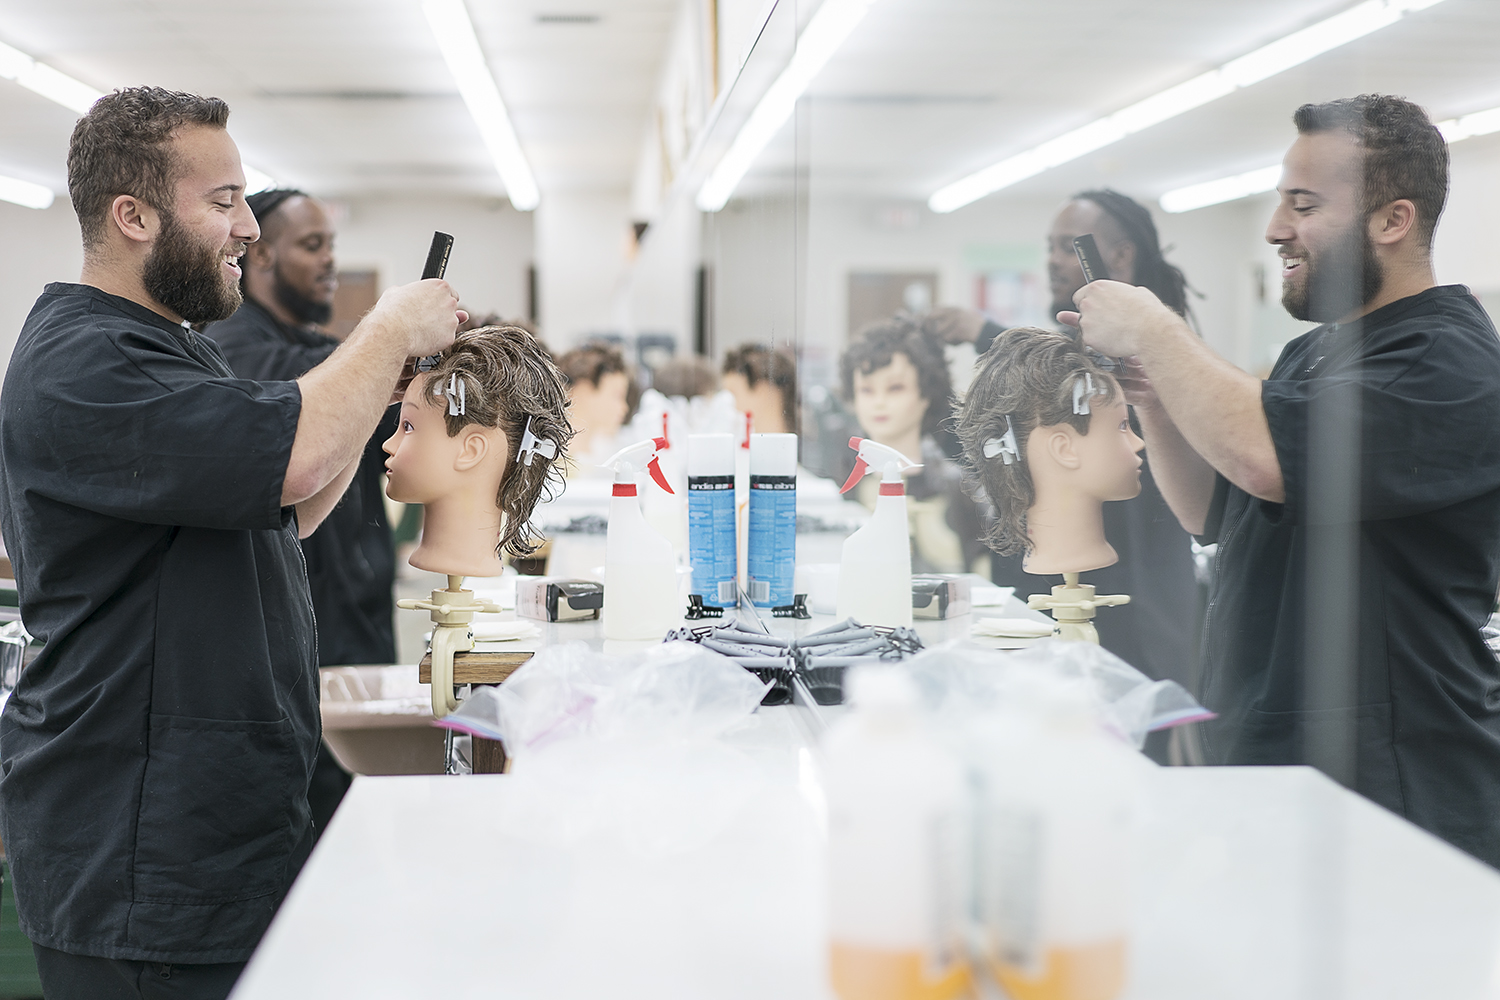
top-left (722, 343), bottom-right (797, 435)
top-left (957, 327), bottom-right (1142, 573)
top-left (384, 325), bottom-right (573, 575)
top-left (841, 316), bottom-right (951, 461)
top-left (557, 342), bottom-right (633, 456)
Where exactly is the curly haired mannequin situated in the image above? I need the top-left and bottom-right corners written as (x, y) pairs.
top-left (384, 326), bottom-right (574, 577)
top-left (958, 328), bottom-right (1143, 575)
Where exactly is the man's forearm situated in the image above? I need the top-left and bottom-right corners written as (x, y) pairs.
top-left (294, 453), bottom-right (363, 538)
top-left (1135, 402), bottom-right (1218, 535)
top-left (281, 313), bottom-right (408, 505)
top-left (1136, 319), bottom-right (1285, 503)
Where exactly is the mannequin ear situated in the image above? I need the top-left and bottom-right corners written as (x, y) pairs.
top-left (453, 429), bottom-right (491, 472)
top-left (1045, 426), bottom-right (1083, 471)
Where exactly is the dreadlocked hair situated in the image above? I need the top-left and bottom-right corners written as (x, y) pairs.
top-left (418, 326), bottom-right (575, 557)
top-left (957, 327), bottom-right (1119, 557)
top-left (1073, 188), bottom-right (1193, 319)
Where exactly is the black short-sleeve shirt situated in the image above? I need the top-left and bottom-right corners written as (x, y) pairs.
top-left (208, 298), bottom-right (397, 666)
top-left (0, 283), bottom-right (317, 962)
top-left (1199, 285), bottom-right (1500, 867)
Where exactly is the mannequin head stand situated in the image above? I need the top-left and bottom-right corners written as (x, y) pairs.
top-left (957, 327), bottom-right (1141, 641)
top-left (385, 325), bottom-right (574, 715)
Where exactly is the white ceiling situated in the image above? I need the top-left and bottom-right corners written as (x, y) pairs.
top-left (745, 0), bottom-right (1500, 205)
top-left (0, 0), bottom-right (679, 200)
top-left (3, 0), bottom-right (1499, 213)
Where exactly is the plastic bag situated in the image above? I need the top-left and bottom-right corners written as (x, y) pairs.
top-left (903, 638), bottom-right (1213, 750)
top-left (439, 640), bottom-right (774, 855)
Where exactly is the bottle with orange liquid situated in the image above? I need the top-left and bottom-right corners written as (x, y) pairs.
top-left (969, 683), bottom-right (1136, 1000)
top-left (825, 666), bottom-right (972, 1000)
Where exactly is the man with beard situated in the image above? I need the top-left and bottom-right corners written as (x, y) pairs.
top-left (0, 87), bottom-right (463, 998)
top-left (208, 189), bottom-right (396, 839)
top-left (1066, 94), bottom-right (1500, 868)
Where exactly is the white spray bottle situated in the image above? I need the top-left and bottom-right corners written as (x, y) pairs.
top-left (601, 437), bottom-right (679, 640)
top-left (836, 437), bottom-right (920, 628)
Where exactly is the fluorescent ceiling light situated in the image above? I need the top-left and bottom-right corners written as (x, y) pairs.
top-left (697, 0), bottom-right (879, 212)
top-left (0, 39), bottom-right (102, 114)
top-left (0, 174), bottom-right (54, 210)
top-left (928, 0), bottom-right (1449, 214)
top-left (1160, 101), bottom-right (1500, 213)
top-left (423, 0), bottom-right (540, 211)
top-left (0, 39), bottom-right (280, 198)
top-left (1159, 165), bottom-right (1282, 213)
top-left (1437, 105), bottom-right (1500, 143)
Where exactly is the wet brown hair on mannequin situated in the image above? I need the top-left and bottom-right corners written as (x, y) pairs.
top-left (956, 327), bottom-right (1119, 556)
top-left (418, 325), bottom-right (575, 557)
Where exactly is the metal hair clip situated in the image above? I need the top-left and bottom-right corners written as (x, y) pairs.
top-left (435, 373), bottom-right (465, 416)
top-left (1072, 373), bottom-right (1097, 416)
top-left (516, 416), bottom-right (558, 466)
top-left (982, 417), bottom-right (1020, 466)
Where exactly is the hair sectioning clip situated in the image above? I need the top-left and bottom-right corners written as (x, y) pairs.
top-left (435, 373), bottom-right (466, 416)
top-left (983, 417), bottom-right (1020, 466)
top-left (1072, 373), bottom-right (1097, 416)
top-left (517, 416), bottom-right (558, 466)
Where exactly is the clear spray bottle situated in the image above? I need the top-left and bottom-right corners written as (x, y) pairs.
top-left (836, 437), bottom-right (921, 627)
top-left (601, 437), bottom-right (679, 640)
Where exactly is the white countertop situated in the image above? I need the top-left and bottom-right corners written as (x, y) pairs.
top-left (234, 741), bottom-right (1500, 999)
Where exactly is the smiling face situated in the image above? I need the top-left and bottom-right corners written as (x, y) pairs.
top-left (138, 125), bottom-right (258, 324)
top-left (852, 351), bottom-right (929, 450)
top-left (1266, 131), bottom-right (1383, 323)
top-left (1071, 394), bottom-right (1144, 502)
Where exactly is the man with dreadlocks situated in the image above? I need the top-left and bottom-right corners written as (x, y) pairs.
top-left (208, 189), bottom-right (397, 839)
top-left (960, 190), bottom-right (1200, 704)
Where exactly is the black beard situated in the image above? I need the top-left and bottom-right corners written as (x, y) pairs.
top-left (273, 264), bottom-right (334, 326)
top-left (142, 210), bottom-right (243, 324)
top-left (1282, 221), bottom-right (1383, 323)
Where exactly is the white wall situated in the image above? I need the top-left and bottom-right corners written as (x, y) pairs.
top-left (534, 191), bottom-right (634, 348)
top-left (1433, 132), bottom-right (1500, 312)
top-left (333, 195), bottom-right (533, 324)
top-left (0, 198), bottom-right (84, 378)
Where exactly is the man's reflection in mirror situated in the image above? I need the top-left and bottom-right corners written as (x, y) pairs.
top-left (840, 317), bottom-right (987, 575)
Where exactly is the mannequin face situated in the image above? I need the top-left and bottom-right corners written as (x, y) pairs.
top-left (722, 371), bottom-right (788, 434)
top-left (568, 371), bottom-right (631, 442)
top-left (852, 352), bottom-right (928, 449)
top-left (383, 381), bottom-right (509, 505)
top-left (1029, 394), bottom-right (1144, 502)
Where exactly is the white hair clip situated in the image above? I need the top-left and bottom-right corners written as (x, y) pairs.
top-left (1072, 373), bottom-right (1097, 416)
top-left (435, 373), bottom-right (466, 417)
top-left (517, 416), bottom-right (558, 466)
top-left (983, 417), bottom-right (1020, 466)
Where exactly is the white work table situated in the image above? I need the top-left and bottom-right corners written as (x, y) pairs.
top-left (234, 744), bottom-right (1500, 998)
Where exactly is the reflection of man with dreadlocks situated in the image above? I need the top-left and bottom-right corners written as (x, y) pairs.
top-left (932, 189), bottom-right (1200, 696)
